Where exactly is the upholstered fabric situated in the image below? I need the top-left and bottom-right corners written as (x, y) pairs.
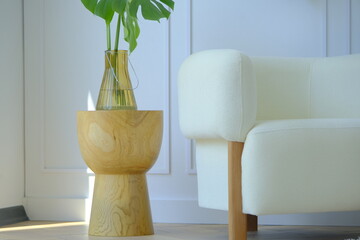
top-left (252, 57), bottom-right (315, 120)
top-left (242, 119), bottom-right (360, 215)
top-left (196, 139), bottom-right (229, 211)
top-left (253, 54), bottom-right (360, 120)
top-left (178, 49), bottom-right (360, 215)
top-left (178, 49), bottom-right (257, 142)
top-left (310, 55), bottom-right (360, 118)
top-left (195, 119), bottom-right (360, 215)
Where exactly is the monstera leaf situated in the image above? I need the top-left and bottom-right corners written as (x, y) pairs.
top-left (112, 0), bottom-right (127, 16)
top-left (81, 0), bottom-right (97, 13)
top-left (122, 14), bottom-right (140, 52)
top-left (123, 0), bottom-right (173, 50)
top-left (81, 0), bottom-right (174, 52)
top-left (81, 0), bottom-right (115, 24)
top-left (130, 0), bottom-right (174, 21)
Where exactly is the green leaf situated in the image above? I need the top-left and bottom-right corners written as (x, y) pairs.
top-left (128, 19), bottom-right (140, 52)
top-left (80, 0), bottom-right (174, 52)
top-left (122, 13), bottom-right (140, 52)
top-left (81, 0), bottom-right (98, 13)
top-left (129, 0), bottom-right (141, 18)
top-left (141, 0), bottom-right (164, 21)
top-left (94, 0), bottom-right (115, 24)
top-left (122, 15), bottom-right (129, 41)
top-left (159, 0), bottom-right (174, 10)
top-left (129, 0), bottom-right (174, 21)
top-left (152, 0), bottom-right (171, 19)
top-left (112, 0), bottom-right (127, 16)
top-left (134, 19), bottom-right (140, 38)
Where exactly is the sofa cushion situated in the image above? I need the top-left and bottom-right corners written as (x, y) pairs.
top-left (242, 118), bottom-right (360, 215)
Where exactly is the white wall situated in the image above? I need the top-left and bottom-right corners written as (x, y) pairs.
top-left (22, 0), bottom-right (360, 225)
top-left (0, 0), bottom-right (24, 209)
top-left (23, 0), bottom-right (221, 223)
top-left (191, 0), bottom-right (360, 57)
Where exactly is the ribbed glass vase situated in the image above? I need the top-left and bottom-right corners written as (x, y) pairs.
top-left (96, 50), bottom-right (137, 110)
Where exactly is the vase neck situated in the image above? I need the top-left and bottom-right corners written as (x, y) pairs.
top-left (105, 50), bottom-right (128, 70)
top-left (97, 50), bottom-right (137, 110)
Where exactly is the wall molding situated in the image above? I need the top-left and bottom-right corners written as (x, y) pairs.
top-left (346, 0), bottom-right (352, 54)
top-left (184, 0), bottom-right (196, 175)
top-left (324, 0), bottom-right (329, 57)
top-left (326, 0), bottom-right (353, 56)
top-left (348, 0), bottom-right (352, 54)
top-left (186, 0), bottom-right (192, 56)
top-left (349, 0), bottom-right (360, 54)
top-left (185, 140), bottom-right (196, 175)
top-left (148, 12), bottom-right (171, 175)
top-left (29, 0), bottom-right (171, 175)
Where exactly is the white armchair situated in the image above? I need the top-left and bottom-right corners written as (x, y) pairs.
top-left (178, 49), bottom-right (360, 240)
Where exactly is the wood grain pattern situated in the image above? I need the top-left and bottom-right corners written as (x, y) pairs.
top-left (77, 111), bottom-right (163, 175)
top-left (89, 174), bottom-right (153, 236)
top-left (228, 141), bottom-right (247, 240)
top-left (77, 110), bottom-right (163, 237)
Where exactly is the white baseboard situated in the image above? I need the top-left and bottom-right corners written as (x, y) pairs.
top-left (23, 197), bottom-right (228, 223)
top-left (23, 197), bottom-right (360, 226)
top-left (151, 199), bottom-right (227, 224)
top-left (260, 212), bottom-right (360, 226)
top-left (23, 197), bottom-right (87, 221)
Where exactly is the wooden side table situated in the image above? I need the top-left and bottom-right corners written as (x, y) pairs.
top-left (77, 110), bottom-right (163, 237)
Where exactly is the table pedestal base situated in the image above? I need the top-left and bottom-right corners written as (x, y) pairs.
top-left (89, 174), bottom-right (154, 237)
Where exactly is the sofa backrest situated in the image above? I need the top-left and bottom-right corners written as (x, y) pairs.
top-left (252, 54), bottom-right (360, 120)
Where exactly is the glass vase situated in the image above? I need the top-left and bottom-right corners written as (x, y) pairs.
top-left (96, 50), bottom-right (137, 110)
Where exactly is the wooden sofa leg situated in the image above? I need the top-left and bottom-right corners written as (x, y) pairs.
top-left (247, 214), bottom-right (258, 232)
top-left (228, 141), bottom-right (247, 240)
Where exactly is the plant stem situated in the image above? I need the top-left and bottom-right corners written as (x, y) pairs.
top-left (106, 23), bottom-right (111, 50)
top-left (114, 14), bottom-right (121, 51)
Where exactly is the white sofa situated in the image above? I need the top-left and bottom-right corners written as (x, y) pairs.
top-left (178, 49), bottom-right (360, 240)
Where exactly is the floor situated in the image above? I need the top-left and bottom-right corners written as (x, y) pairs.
top-left (0, 221), bottom-right (359, 240)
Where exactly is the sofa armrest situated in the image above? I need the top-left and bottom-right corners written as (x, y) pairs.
top-left (178, 49), bottom-right (257, 142)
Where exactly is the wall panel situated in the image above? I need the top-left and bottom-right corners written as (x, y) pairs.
top-left (192, 0), bottom-right (327, 57)
top-left (24, 0), bottom-right (171, 220)
top-left (23, 0), bottom-right (360, 223)
top-left (351, 0), bottom-right (360, 54)
top-left (0, 0), bottom-right (24, 209)
top-left (327, 0), bottom-right (351, 56)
